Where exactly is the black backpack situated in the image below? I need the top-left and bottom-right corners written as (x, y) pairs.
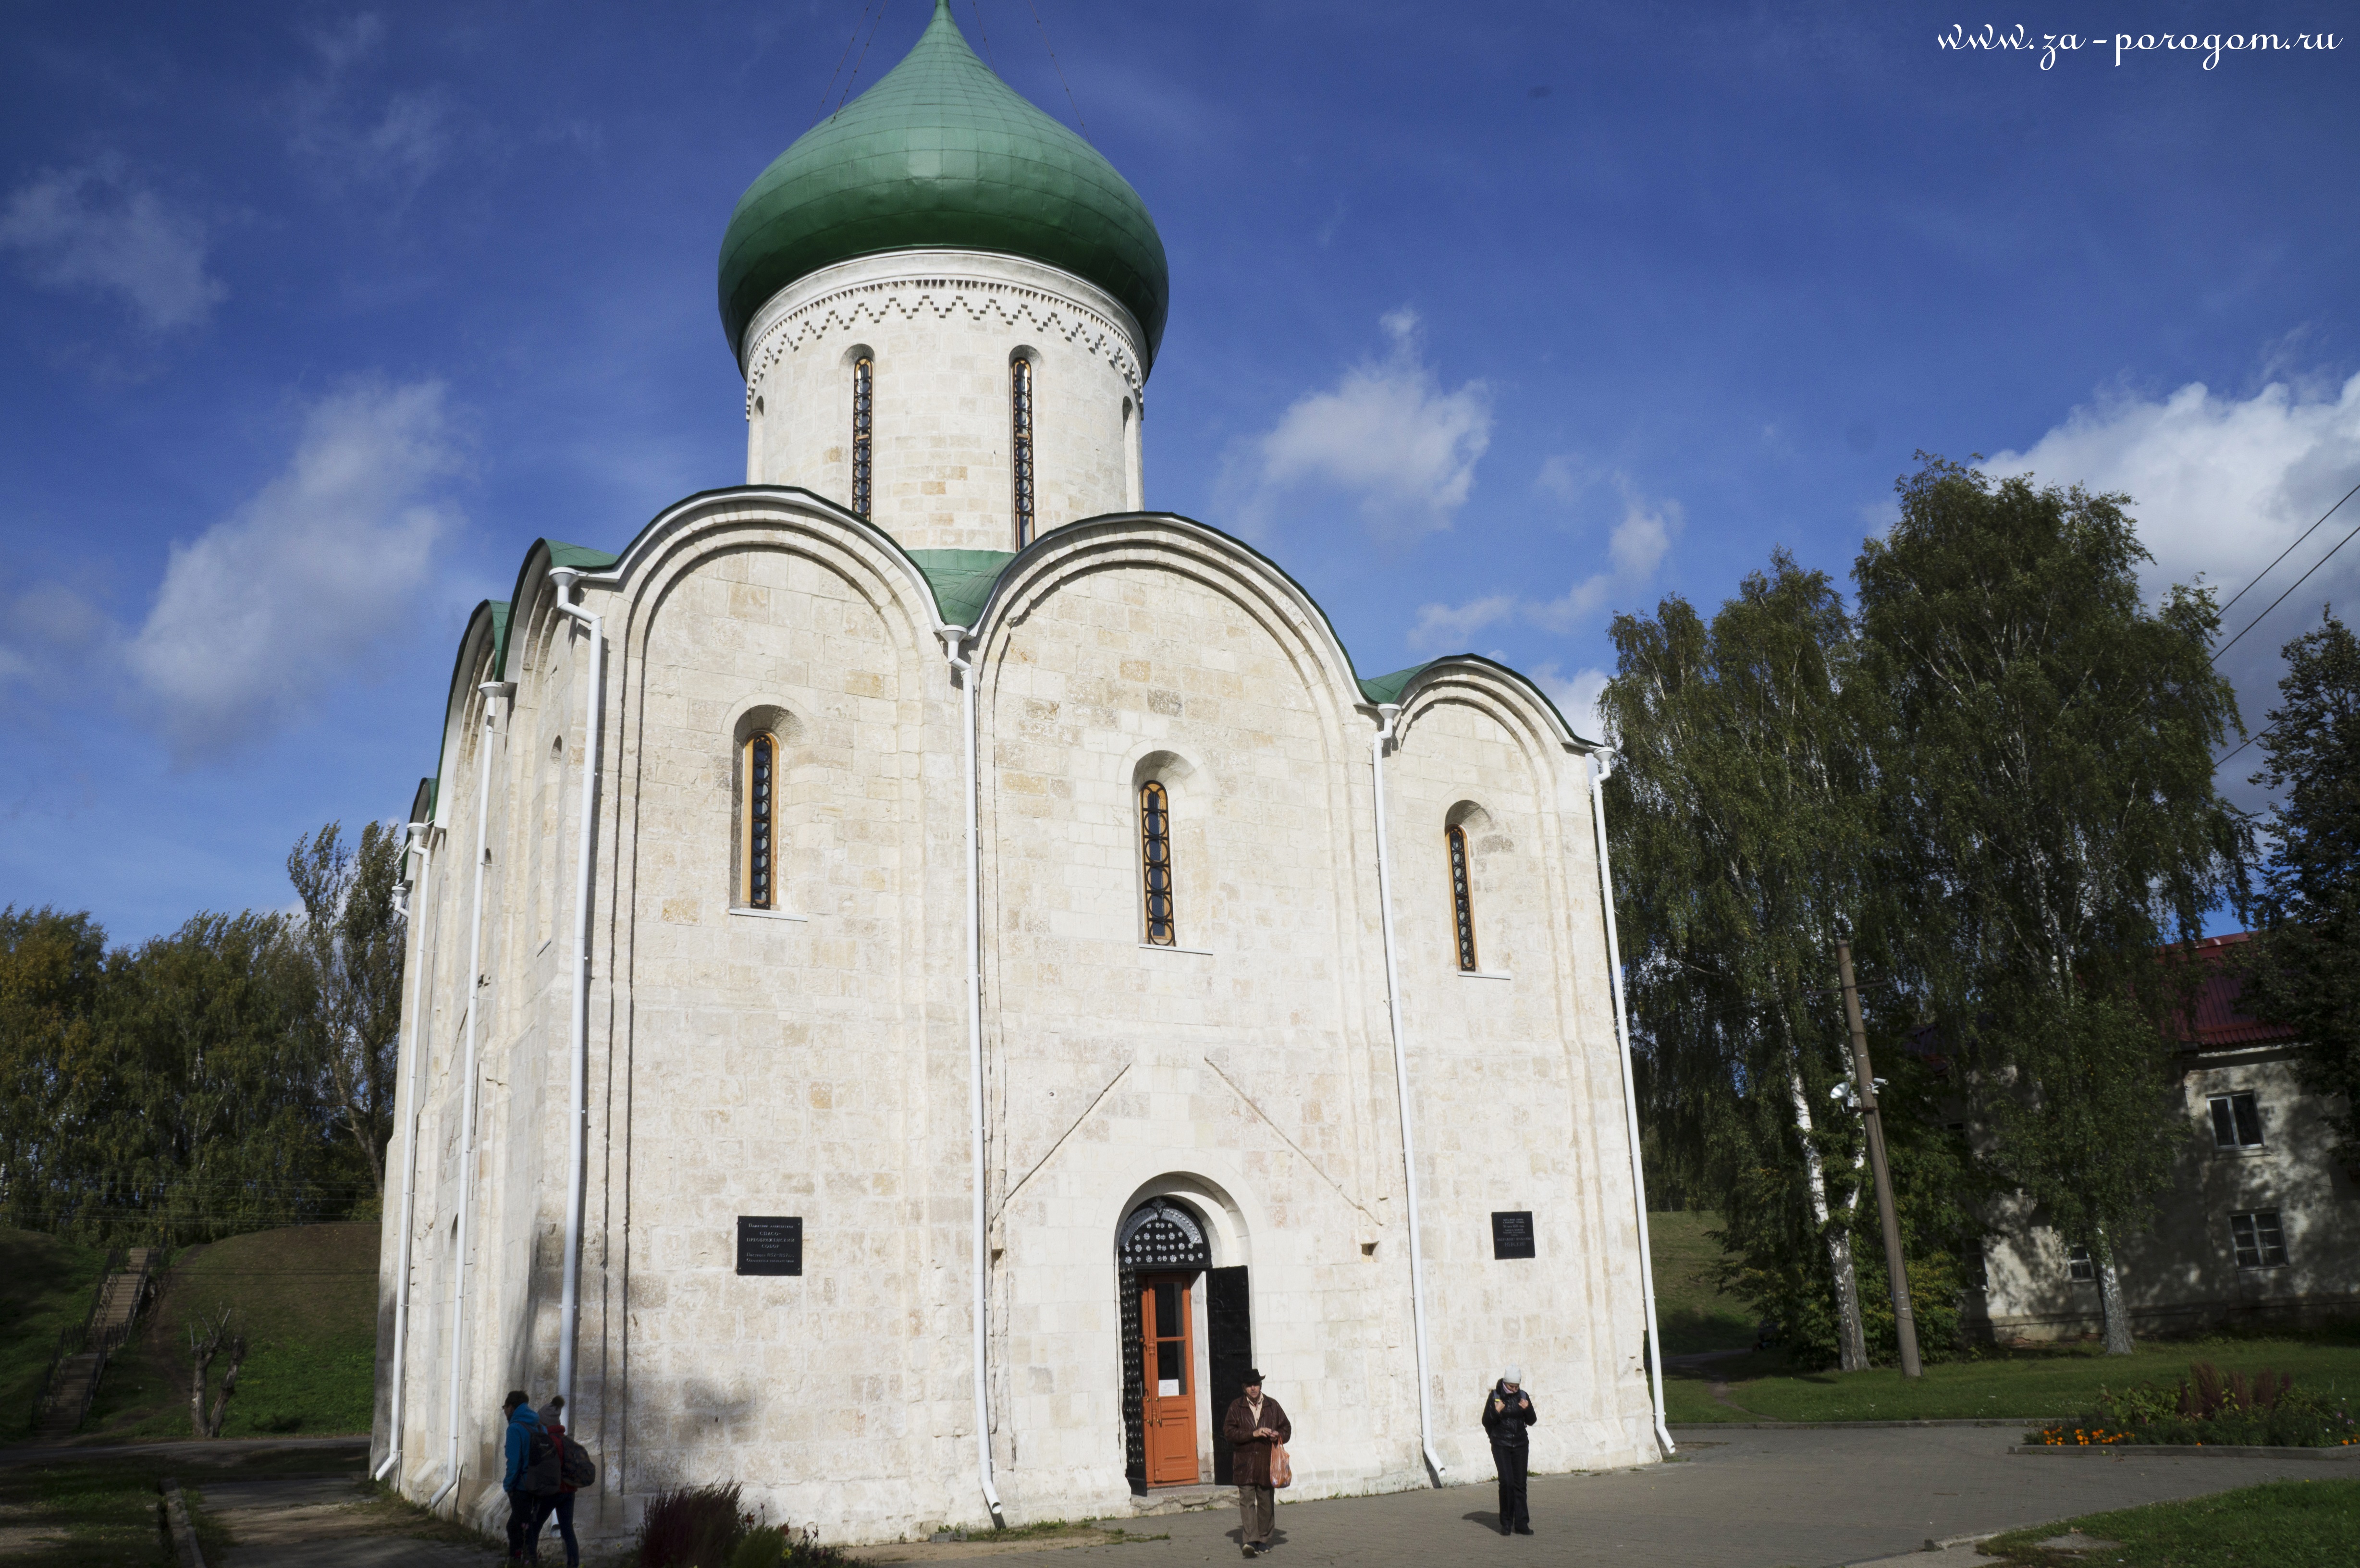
top-left (522, 1426), bottom-right (562, 1495)
top-left (560, 1435), bottom-right (597, 1488)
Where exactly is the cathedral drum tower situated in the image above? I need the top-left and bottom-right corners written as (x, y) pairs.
top-left (371, 1), bottom-right (1670, 1546)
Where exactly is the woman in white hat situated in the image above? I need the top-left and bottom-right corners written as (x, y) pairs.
top-left (1480, 1366), bottom-right (1536, 1535)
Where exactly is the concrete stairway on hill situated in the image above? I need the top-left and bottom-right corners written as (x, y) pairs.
top-left (32, 1246), bottom-right (160, 1440)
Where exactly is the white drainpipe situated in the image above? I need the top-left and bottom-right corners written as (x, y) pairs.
top-left (376, 820), bottom-right (440, 1484)
top-left (939, 627), bottom-right (1004, 1526)
top-left (431, 678), bottom-right (506, 1514)
top-left (1369, 702), bottom-right (1446, 1484)
top-left (1587, 753), bottom-right (1675, 1458)
top-left (546, 569), bottom-right (604, 1410)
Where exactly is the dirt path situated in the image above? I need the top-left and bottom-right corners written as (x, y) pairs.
top-left (194, 1473), bottom-right (501, 1568)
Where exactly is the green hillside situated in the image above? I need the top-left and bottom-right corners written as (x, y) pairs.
top-left (0, 1229), bottom-right (113, 1444)
top-left (1647, 1210), bottom-right (1755, 1355)
top-left (83, 1221), bottom-right (380, 1440)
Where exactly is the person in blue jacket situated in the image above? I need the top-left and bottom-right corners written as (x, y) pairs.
top-left (501, 1390), bottom-right (547, 1562)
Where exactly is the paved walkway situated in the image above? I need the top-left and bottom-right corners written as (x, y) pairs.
top-left (861, 1427), bottom-right (2351, 1568)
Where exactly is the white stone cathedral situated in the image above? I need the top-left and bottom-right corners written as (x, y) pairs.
top-left (371, 1), bottom-right (1670, 1544)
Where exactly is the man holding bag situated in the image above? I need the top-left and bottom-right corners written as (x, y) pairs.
top-left (1219, 1371), bottom-right (1291, 1558)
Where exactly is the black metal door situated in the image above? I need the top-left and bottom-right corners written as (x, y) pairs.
top-left (1205, 1265), bottom-right (1253, 1485)
top-left (1119, 1265), bottom-right (1144, 1489)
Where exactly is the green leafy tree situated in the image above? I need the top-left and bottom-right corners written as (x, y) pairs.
top-left (1855, 456), bottom-right (2248, 1354)
top-left (0, 908), bottom-right (113, 1234)
top-left (2239, 610), bottom-right (2360, 1157)
top-left (1604, 552), bottom-right (1886, 1368)
top-left (286, 821), bottom-right (408, 1200)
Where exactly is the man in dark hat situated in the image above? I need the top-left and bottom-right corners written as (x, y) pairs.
top-left (1219, 1370), bottom-right (1291, 1558)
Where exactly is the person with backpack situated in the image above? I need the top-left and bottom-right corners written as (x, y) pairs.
top-left (1480, 1366), bottom-right (1537, 1536)
top-left (501, 1391), bottom-right (555, 1562)
top-left (534, 1395), bottom-right (587, 1568)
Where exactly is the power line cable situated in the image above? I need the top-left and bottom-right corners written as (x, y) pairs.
top-left (834, 0), bottom-right (896, 120)
top-left (2215, 478), bottom-right (2360, 620)
top-left (2211, 506), bottom-right (2360, 665)
top-left (815, 0), bottom-right (879, 124)
top-left (969, 0), bottom-right (999, 72)
top-left (1025, 0), bottom-right (1086, 132)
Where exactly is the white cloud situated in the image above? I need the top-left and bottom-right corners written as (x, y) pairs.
top-left (0, 163), bottom-right (224, 331)
top-left (1982, 369), bottom-right (2360, 803)
top-left (1983, 373), bottom-right (2360, 613)
top-left (1531, 662), bottom-right (1612, 744)
top-left (290, 15), bottom-right (452, 194)
top-left (126, 379), bottom-right (464, 758)
top-left (1228, 309), bottom-right (1492, 538)
top-left (1410, 471), bottom-right (1680, 654)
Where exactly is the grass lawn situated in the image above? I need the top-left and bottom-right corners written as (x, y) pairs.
top-left (1647, 1211), bottom-right (1756, 1356)
top-left (0, 1229), bottom-right (112, 1445)
top-left (83, 1222), bottom-right (379, 1441)
top-left (0, 1446), bottom-right (350, 1568)
top-left (1664, 1332), bottom-right (2360, 1425)
top-left (1980, 1477), bottom-right (2360, 1567)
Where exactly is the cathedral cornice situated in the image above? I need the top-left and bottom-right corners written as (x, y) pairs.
top-left (739, 252), bottom-right (1147, 419)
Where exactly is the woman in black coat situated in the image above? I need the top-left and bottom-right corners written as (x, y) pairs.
top-left (1480, 1366), bottom-right (1537, 1535)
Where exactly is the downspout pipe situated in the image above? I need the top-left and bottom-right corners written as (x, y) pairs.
top-left (1587, 753), bottom-right (1675, 1458)
top-left (376, 821), bottom-right (440, 1484)
top-left (546, 569), bottom-right (604, 1410)
top-left (938, 627), bottom-right (1004, 1527)
top-left (1369, 702), bottom-right (1447, 1486)
top-left (432, 679), bottom-right (507, 1515)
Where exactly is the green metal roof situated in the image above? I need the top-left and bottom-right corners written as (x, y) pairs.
top-left (909, 548), bottom-right (1017, 628)
top-left (1357, 662), bottom-right (1434, 707)
top-left (717, 0), bottom-right (1168, 370)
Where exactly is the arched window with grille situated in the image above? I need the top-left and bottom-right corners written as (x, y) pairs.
top-left (1011, 355), bottom-right (1036, 547)
top-left (1445, 823), bottom-right (1477, 971)
top-left (741, 732), bottom-right (781, 909)
top-left (1140, 779), bottom-right (1175, 946)
top-left (850, 355), bottom-right (874, 519)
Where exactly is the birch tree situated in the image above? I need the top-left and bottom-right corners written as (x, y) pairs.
top-left (1603, 553), bottom-right (1879, 1368)
top-left (1855, 457), bottom-right (2247, 1354)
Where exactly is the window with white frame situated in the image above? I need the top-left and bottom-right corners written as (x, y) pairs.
top-left (2209, 1091), bottom-right (2263, 1149)
top-left (2229, 1210), bottom-right (2287, 1269)
top-left (2066, 1243), bottom-right (2095, 1282)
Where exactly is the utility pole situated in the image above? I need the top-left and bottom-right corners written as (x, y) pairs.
top-left (1838, 940), bottom-right (1921, 1379)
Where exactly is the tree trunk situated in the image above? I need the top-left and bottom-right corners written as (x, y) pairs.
top-left (2094, 1231), bottom-right (2135, 1356)
top-left (1789, 1064), bottom-right (1868, 1371)
top-left (188, 1342), bottom-right (214, 1437)
top-left (207, 1340), bottom-right (244, 1437)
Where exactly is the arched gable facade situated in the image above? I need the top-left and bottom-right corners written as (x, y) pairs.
top-left (379, 496), bottom-right (1661, 1542)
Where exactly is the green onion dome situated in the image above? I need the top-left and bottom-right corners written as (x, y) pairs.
top-left (718, 0), bottom-right (1170, 371)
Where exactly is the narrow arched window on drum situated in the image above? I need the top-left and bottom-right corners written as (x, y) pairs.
top-left (742, 733), bottom-right (779, 909)
top-left (1141, 780), bottom-right (1175, 946)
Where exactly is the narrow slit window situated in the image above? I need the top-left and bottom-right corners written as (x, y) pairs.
top-left (1446, 823), bottom-right (1477, 971)
top-left (1011, 357), bottom-right (1035, 547)
top-left (2229, 1209), bottom-right (2286, 1269)
top-left (1140, 780), bottom-right (1174, 946)
top-left (741, 733), bottom-right (779, 909)
top-left (851, 356), bottom-right (874, 519)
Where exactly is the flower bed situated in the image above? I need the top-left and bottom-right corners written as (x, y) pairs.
top-left (2024, 1361), bottom-right (2360, 1448)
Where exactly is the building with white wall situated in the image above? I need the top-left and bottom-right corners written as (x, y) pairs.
top-left (370, 3), bottom-right (1668, 1544)
top-left (1972, 934), bottom-right (2360, 1342)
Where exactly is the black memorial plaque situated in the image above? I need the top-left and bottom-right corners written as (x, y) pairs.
top-left (737, 1215), bottom-right (803, 1276)
top-left (1490, 1210), bottom-right (1536, 1260)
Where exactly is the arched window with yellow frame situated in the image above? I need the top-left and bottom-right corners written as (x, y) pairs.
top-left (1445, 822), bottom-right (1478, 971)
top-left (1140, 779), bottom-right (1175, 946)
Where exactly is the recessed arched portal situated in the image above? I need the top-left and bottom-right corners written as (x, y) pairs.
top-left (1116, 1193), bottom-right (1254, 1492)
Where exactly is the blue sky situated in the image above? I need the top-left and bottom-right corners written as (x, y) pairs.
top-left (3, 1), bottom-right (2354, 943)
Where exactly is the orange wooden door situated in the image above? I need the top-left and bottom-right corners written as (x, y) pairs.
top-left (1140, 1274), bottom-right (1200, 1486)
